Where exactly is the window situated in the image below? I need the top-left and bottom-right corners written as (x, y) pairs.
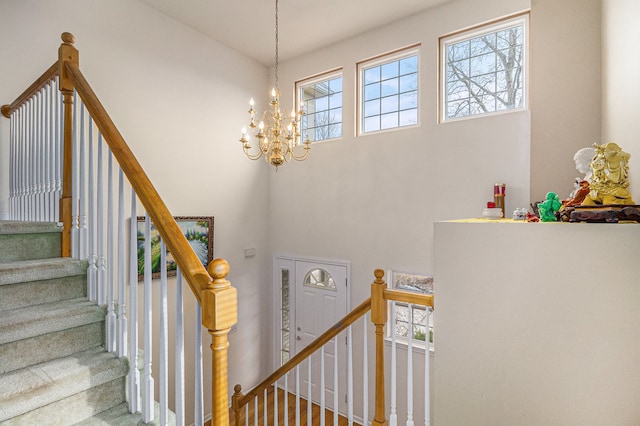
top-left (280, 268), bottom-right (291, 365)
top-left (387, 271), bottom-right (434, 351)
top-left (297, 70), bottom-right (343, 143)
top-left (440, 13), bottom-right (528, 121)
top-left (358, 45), bottom-right (420, 134)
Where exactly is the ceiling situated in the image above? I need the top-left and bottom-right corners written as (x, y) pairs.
top-left (136, 0), bottom-right (451, 65)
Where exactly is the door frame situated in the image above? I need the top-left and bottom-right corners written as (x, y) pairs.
top-left (272, 254), bottom-right (351, 372)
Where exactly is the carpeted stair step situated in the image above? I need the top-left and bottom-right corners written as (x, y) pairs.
top-left (0, 258), bottom-right (88, 311)
top-left (74, 401), bottom-right (176, 426)
top-left (0, 221), bottom-right (62, 261)
top-left (0, 298), bottom-right (106, 374)
top-left (0, 347), bottom-right (128, 425)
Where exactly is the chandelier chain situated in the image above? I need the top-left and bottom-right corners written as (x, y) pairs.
top-left (275, 0), bottom-right (279, 91)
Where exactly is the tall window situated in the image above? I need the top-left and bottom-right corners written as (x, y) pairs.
top-left (440, 13), bottom-right (528, 121)
top-left (297, 70), bottom-right (343, 143)
top-left (358, 45), bottom-right (420, 134)
top-left (387, 270), bottom-right (434, 351)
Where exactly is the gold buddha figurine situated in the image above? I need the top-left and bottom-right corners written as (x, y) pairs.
top-left (582, 142), bottom-right (635, 205)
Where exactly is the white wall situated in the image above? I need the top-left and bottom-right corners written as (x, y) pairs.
top-left (0, 0), bottom-right (271, 422)
top-left (602, 0), bottom-right (640, 202)
top-left (529, 0), bottom-right (602, 202)
top-left (271, 0), bottom-right (530, 311)
top-left (434, 221), bottom-right (640, 425)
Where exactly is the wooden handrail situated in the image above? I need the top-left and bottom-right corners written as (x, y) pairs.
top-left (384, 288), bottom-right (434, 308)
top-left (232, 297), bottom-right (372, 411)
top-left (1, 61), bottom-right (58, 118)
top-left (64, 60), bottom-right (210, 302)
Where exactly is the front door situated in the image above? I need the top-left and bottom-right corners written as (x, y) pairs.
top-left (294, 260), bottom-right (348, 414)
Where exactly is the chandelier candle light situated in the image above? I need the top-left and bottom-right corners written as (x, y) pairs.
top-left (239, 0), bottom-right (310, 170)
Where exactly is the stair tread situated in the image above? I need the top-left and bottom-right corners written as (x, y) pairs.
top-left (0, 298), bottom-right (105, 345)
top-left (0, 257), bottom-right (88, 286)
top-left (0, 347), bottom-right (128, 422)
top-left (0, 221), bottom-right (62, 235)
top-left (74, 401), bottom-right (176, 426)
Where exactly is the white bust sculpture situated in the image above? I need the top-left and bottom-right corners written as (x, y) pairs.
top-left (574, 147), bottom-right (596, 182)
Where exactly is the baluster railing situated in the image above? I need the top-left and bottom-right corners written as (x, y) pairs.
top-left (3, 32), bottom-right (237, 425)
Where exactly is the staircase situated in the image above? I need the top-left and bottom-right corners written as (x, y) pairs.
top-left (0, 221), bottom-right (161, 425)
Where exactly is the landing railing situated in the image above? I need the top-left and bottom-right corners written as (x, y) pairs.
top-left (232, 269), bottom-right (434, 425)
top-left (2, 33), bottom-right (236, 425)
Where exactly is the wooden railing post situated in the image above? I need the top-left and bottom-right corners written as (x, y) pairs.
top-left (202, 259), bottom-right (238, 425)
top-left (371, 269), bottom-right (388, 426)
top-left (231, 384), bottom-right (244, 426)
top-left (58, 32), bottom-right (78, 257)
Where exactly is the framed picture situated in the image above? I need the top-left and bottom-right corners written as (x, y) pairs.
top-left (137, 216), bottom-right (214, 281)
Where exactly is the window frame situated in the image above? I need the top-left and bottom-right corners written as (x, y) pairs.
top-left (295, 68), bottom-right (344, 144)
top-left (438, 12), bottom-right (529, 123)
top-left (357, 44), bottom-right (421, 136)
top-left (385, 269), bottom-right (434, 353)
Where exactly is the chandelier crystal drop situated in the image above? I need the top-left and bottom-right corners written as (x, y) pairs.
top-left (238, 0), bottom-right (310, 170)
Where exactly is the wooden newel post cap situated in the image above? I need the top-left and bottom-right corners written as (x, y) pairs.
top-left (208, 258), bottom-right (230, 281)
top-left (61, 32), bottom-right (76, 45)
top-left (374, 269), bottom-right (385, 282)
top-left (1, 105), bottom-right (10, 119)
top-left (234, 384), bottom-right (242, 394)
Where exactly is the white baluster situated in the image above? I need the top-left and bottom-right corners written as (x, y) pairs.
top-left (28, 98), bottom-right (34, 220)
top-left (348, 325), bottom-right (353, 425)
top-left (320, 346), bottom-right (325, 425)
top-left (263, 388), bottom-right (268, 426)
top-left (284, 373), bottom-right (288, 426)
top-left (96, 134), bottom-right (106, 305)
top-left (142, 215), bottom-right (155, 423)
top-left (116, 167), bottom-right (127, 358)
top-left (35, 89), bottom-right (42, 221)
top-left (406, 303), bottom-right (414, 426)
top-left (425, 307), bottom-right (431, 426)
top-left (307, 357), bottom-right (312, 426)
top-left (41, 86), bottom-right (49, 221)
top-left (363, 313), bottom-right (369, 426)
top-left (194, 301), bottom-right (204, 425)
top-left (47, 82), bottom-right (54, 221)
top-left (295, 365), bottom-right (300, 426)
top-left (87, 120), bottom-right (97, 302)
top-left (71, 92), bottom-right (79, 257)
top-left (160, 240), bottom-right (169, 425)
top-left (390, 302), bottom-right (398, 426)
top-left (254, 396), bottom-right (258, 426)
top-left (244, 404), bottom-right (249, 426)
top-left (106, 151), bottom-right (116, 352)
top-left (127, 192), bottom-right (140, 414)
top-left (274, 379), bottom-right (278, 426)
top-left (175, 270), bottom-right (185, 426)
top-left (334, 336), bottom-right (338, 425)
top-left (78, 103), bottom-right (87, 259)
top-left (8, 107), bottom-right (14, 218)
top-left (55, 77), bottom-right (62, 222)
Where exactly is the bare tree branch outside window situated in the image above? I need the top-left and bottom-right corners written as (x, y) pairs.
top-left (445, 23), bottom-right (524, 120)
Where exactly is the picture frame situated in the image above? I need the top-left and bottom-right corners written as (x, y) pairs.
top-left (136, 216), bottom-right (214, 281)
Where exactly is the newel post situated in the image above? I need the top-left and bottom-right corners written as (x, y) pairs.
top-left (202, 259), bottom-right (238, 425)
top-left (371, 269), bottom-right (388, 426)
top-left (58, 32), bottom-right (78, 257)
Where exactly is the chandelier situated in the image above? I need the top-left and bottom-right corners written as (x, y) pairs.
top-left (239, 0), bottom-right (310, 170)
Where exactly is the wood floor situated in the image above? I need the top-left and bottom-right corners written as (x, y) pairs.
top-left (206, 386), bottom-right (360, 425)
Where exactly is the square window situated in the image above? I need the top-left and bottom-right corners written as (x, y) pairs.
top-left (296, 69), bottom-right (343, 143)
top-left (358, 46), bottom-right (420, 135)
top-left (387, 271), bottom-right (434, 351)
top-left (440, 13), bottom-right (528, 122)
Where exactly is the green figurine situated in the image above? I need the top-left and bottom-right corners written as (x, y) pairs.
top-left (538, 192), bottom-right (561, 222)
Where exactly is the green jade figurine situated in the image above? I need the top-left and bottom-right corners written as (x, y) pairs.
top-left (538, 192), bottom-right (561, 222)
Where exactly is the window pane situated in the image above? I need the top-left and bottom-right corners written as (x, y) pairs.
top-left (364, 83), bottom-right (381, 101)
top-left (399, 55), bottom-right (418, 75)
top-left (364, 116), bottom-right (380, 132)
top-left (381, 61), bottom-right (399, 80)
top-left (364, 67), bottom-right (380, 84)
top-left (364, 99), bottom-right (380, 117)
top-left (329, 92), bottom-right (342, 109)
top-left (329, 77), bottom-right (342, 92)
top-left (399, 109), bottom-right (417, 126)
top-left (399, 91), bottom-right (417, 110)
top-left (381, 96), bottom-right (399, 114)
top-left (381, 112), bottom-right (398, 129)
top-left (399, 74), bottom-right (418, 93)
